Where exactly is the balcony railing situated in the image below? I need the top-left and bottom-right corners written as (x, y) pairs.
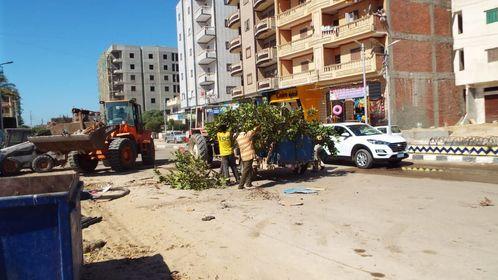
top-left (256, 47), bottom-right (277, 67)
top-left (277, 34), bottom-right (314, 58)
top-left (195, 26), bottom-right (216, 44)
top-left (197, 50), bottom-right (216, 65)
top-left (254, 0), bottom-right (274, 12)
top-left (224, 0), bottom-right (239, 5)
top-left (255, 17), bottom-right (276, 39)
top-left (228, 36), bottom-right (242, 53)
top-left (279, 70), bottom-right (318, 88)
top-left (229, 62), bottom-right (243, 76)
top-left (314, 15), bottom-right (386, 46)
top-left (194, 6), bottom-right (211, 22)
top-left (226, 10), bottom-right (241, 29)
top-left (257, 77), bottom-right (278, 91)
top-left (232, 86), bottom-right (244, 98)
top-left (320, 54), bottom-right (382, 81)
top-left (276, 0), bottom-right (310, 27)
top-left (198, 72), bottom-right (216, 86)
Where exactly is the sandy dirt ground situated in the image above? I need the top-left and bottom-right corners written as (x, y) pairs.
top-left (79, 150), bottom-right (498, 280)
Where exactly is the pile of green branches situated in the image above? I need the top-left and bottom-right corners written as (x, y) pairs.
top-left (205, 103), bottom-right (337, 154)
top-left (157, 151), bottom-right (225, 190)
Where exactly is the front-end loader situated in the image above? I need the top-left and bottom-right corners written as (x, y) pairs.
top-left (29, 99), bottom-right (155, 173)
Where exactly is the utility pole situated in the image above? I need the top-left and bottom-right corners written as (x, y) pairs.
top-left (383, 40), bottom-right (400, 134)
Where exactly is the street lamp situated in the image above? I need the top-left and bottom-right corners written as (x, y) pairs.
top-left (383, 40), bottom-right (400, 134)
top-left (354, 41), bottom-right (368, 124)
top-left (0, 61), bottom-right (14, 130)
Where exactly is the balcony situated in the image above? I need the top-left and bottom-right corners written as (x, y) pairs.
top-left (320, 54), bottom-right (382, 81)
top-left (254, 0), bottom-right (274, 12)
top-left (198, 72), bottom-right (215, 87)
top-left (226, 10), bottom-right (241, 29)
top-left (232, 86), bottom-right (244, 98)
top-left (255, 17), bottom-right (276, 39)
top-left (228, 36), bottom-right (242, 53)
top-left (112, 69), bottom-right (123, 74)
top-left (195, 26), bottom-right (216, 44)
top-left (277, 34), bottom-right (313, 58)
top-left (229, 62), bottom-right (243, 76)
top-left (197, 50), bottom-right (216, 65)
top-left (279, 70), bottom-right (318, 88)
top-left (194, 6), bottom-right (211, 22)
top-left (276, 1), bottom-right (310, 27)
top-left (224, 0), bottom-right (239, 5)
top-left (113, 79), bottom-right (124, 85)
top-left (256, 47), bottom-right (277, 67)
top-left (313, 15), bottom-right (386, 47)
top-left (257, 77), bottom-right (278, 91)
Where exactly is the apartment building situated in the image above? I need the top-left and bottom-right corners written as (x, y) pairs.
top-left (452, 0), bottom-right (498, 124)
top-left (225, 0), bottom-right (278, 99)
top-left (1, 92), bottom-right (20, 128)
top-left (176, 0), bottom-right (241, 125)
top-left (97, 45), bottom-right (180, 113)
top-left (271, 0), bottom-right (463, 128)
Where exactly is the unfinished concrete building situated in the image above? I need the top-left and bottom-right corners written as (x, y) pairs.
top-left (97, 45), bottom-right (180, 113)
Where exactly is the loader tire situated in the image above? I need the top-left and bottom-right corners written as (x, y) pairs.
top-left (32, 154), bottom-right (55, 173)
top-left (108, 138), bottom-right (137, 172)
top-left (141, 140), bottom-right (155, 166)
top-left (68, 151), bottom-right (98, 173)
top-left (189, 134), bottom-right (211, 164)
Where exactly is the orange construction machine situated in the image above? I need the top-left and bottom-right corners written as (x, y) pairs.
top-left (29, 99), bottom-right (155, 173)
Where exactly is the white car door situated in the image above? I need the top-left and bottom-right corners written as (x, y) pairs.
top-left (332, 126), bottom-right (355, 157)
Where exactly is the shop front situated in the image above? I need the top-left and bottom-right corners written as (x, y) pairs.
top-left (268, 86), bottom-right (327, 122)
top-left (328, 81), bottom-right (385, 126)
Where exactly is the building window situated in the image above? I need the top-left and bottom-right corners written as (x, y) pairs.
top-left (245, 19), bottom-right (250, 31)
top-left (150, 75), bottom-right (154, 81)
top-left (487, 48), bottom-right (498, 63)
top-left (334, 55), bottom-right (341, 64)
top-left (227, 64), bottom-right (232, 71)
top-left (130, 64), bottom-right (135, 70)
top-left (181, 73), bottom-right (184, 80)
top-left (148, 54), bottom-right (153, 59)
top-left (131, 86), bottom-right (136, 91)
top-left (150, 86), bottom-right (155, 92)
top-left (350, 48), bottom-right (361, 61)
top-left (458, 49), bottom-right (465, 71)
top-left (189, 48), bottom-right (192, 56)
top-left (149, 64), bottom-right (154, 70)
top-left (163, 65), bottom-right (168, 70)
top-left (456, 12), bottom-right (463, 34)
top-left (129, 53), bottom-right (135, 59)
top-left (165, 86), bottom-right (169, 91)
top-left (163, 54), bottom-right (167, 60)
top-left (130, 74), bottom-right (136, 81)
top-left (245, 47), bottom-right (251, 58)
top-left (190, 70), bottom-right (193, 77)
top-left (151, 98), bottom-right (156, 104)
top-left (300, 61), bottom-right (309, 71)
top-left (164, 75), bottom-right (169, 81)
top-left (247, 73), bottom-right (253, 85)
top-left (179, 33), bottom-right (182, 41)
top-left (225, 41), bottom-right (230, 50)
top-left (180, 53), bottom-right (183, 61)
top-left (486, 8), bottom-right (498, 24)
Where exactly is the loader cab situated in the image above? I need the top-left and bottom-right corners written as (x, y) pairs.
top-left (103, 100), bottom-right (143, 132)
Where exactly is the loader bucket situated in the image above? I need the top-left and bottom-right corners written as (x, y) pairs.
top-left (29, 126), bottom-right (108, 154)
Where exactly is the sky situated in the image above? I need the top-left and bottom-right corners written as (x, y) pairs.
top-left (0, 0), bottom-right (178, 126)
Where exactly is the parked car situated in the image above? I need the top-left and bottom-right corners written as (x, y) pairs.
top-left (375, 125), bottom-right (403, 137)
top-left (323, 122), bottom-right (408, 169)
top-left (164, 131), bottom-right (186, 143)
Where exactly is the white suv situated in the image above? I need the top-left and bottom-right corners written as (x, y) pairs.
top-left (323, 122), bottom-right (408, 169)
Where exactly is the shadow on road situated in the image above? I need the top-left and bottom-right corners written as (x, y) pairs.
top-left (82, 254), bottom-right (175, 280)
top-left (82, 159), bottom-right (172, 178)
top-left (255, 166), bottom-right (354, 189)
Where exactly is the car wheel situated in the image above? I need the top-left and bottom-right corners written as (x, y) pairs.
top-left (354, 149), bottom-right (373, 169)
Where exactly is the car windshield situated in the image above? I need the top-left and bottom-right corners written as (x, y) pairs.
top-left (347, 124), bottom-right (382, 136)
top-left (391, 126), bottom-right (401, 133)
top-left (106, 102), bottom-right (134, 126)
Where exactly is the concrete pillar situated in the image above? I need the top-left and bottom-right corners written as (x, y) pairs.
top-left (465, 84), bottom-right (477, 122)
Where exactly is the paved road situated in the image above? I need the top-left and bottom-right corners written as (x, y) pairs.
top-left (155, 142), bottom-right (498, 184)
